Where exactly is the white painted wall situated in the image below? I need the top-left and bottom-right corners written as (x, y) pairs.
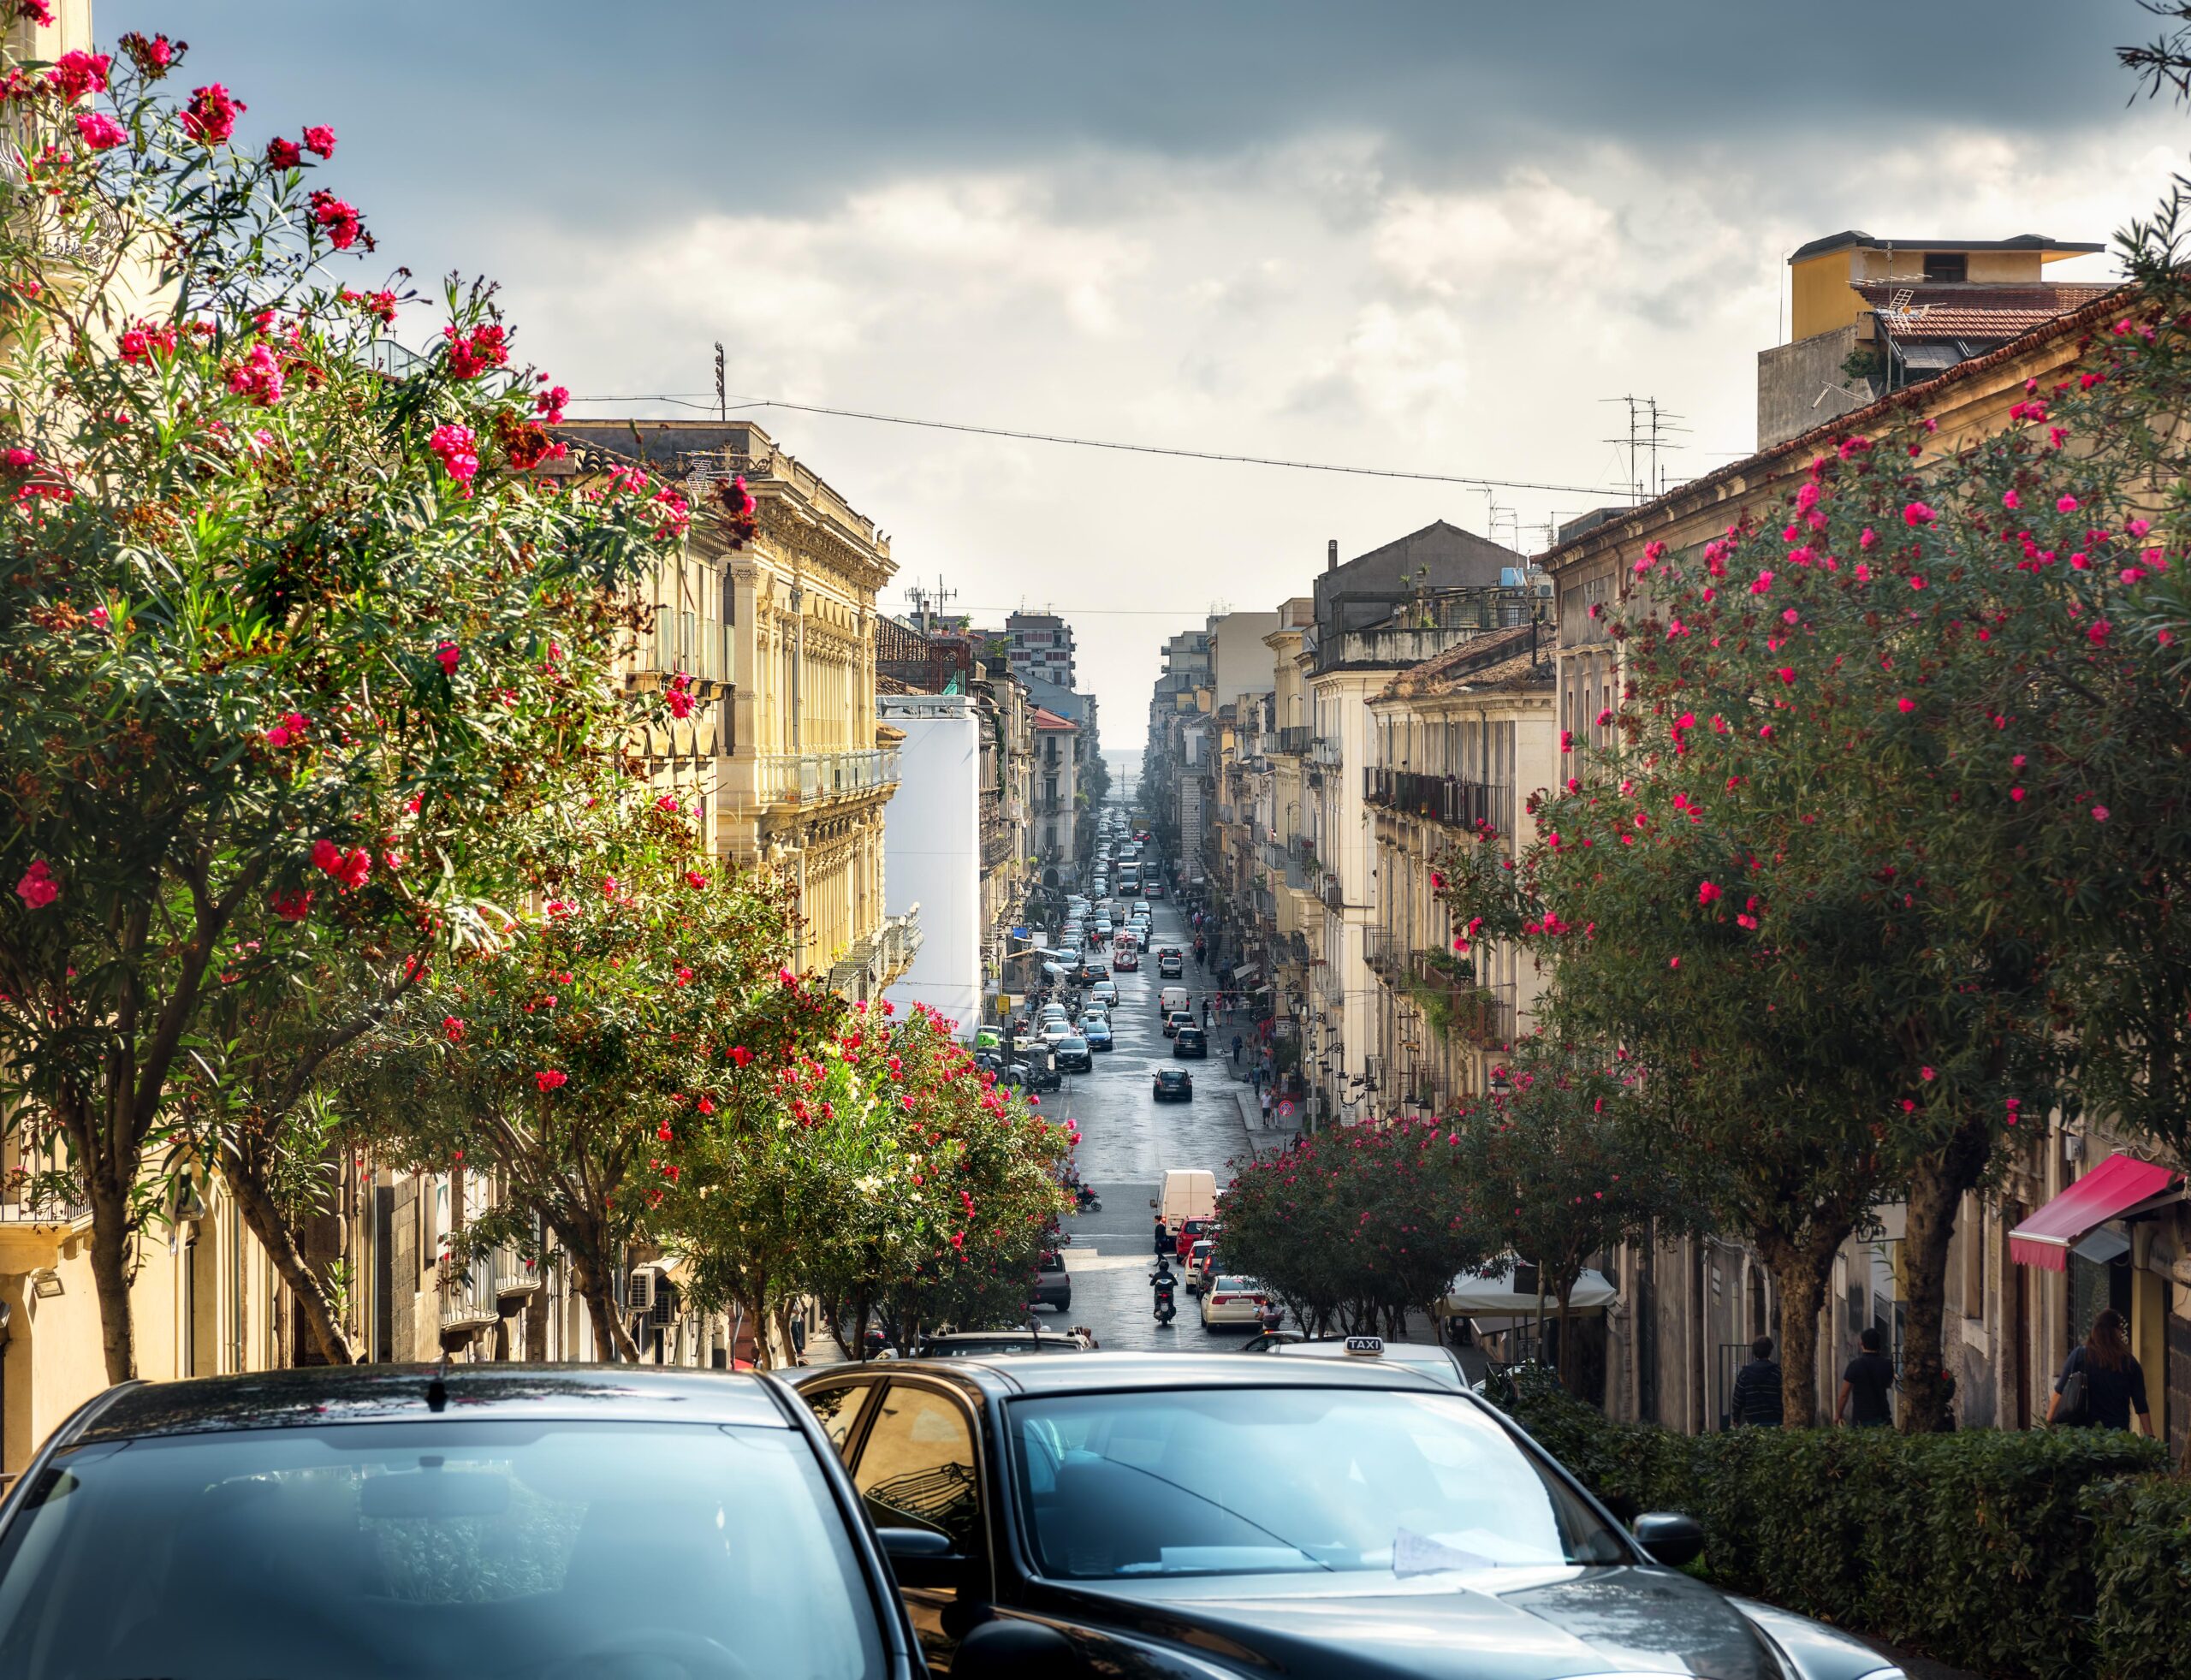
top-left (881, 696), bottom-right (981, 1036)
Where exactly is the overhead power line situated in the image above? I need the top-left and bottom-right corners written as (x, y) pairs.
top-left (561, 391), bottom-right (1621, 499)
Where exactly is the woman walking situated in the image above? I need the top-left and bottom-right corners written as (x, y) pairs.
top-left (2047, 1309), bottom-right (2152, 1434)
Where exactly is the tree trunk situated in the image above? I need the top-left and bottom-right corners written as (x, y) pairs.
top-left (1757, 1232), bottom-right (1838, 1428)
top-left (571, 1249), bottom-right (640, 1363)
top-left (225, 1161), bottom-right (358, 1365)
top-left (86, 1167), bottom-right (138, 1386)
top-left (522, 1278), bottom-right (551, 1361)
top-left (1899, 1113), bottom-right (1996, 1434)
top-left (1555, 1279), bottom-right (1577, 1393)
top-left (853, 1297), bottom-right (872, 1362)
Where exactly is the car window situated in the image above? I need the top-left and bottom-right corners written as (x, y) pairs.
top-left (852, 1384), bottom-right (982, 1555)
top-left (0, 1421), bottom-right (883, 1680)
top-left (1006, 1389), bottom-right (1626, 1582)
top-left (803, 1382), bottom-right (876, 1456)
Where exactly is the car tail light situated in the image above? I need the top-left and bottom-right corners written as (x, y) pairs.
top-left (1211, 1294), bottom-right (1231, 1305)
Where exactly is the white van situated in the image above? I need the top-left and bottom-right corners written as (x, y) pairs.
top-left (1158, 984), bottom-right (1190, 1017)
top-left (1158, 1169), bottom-right (1217, 1231)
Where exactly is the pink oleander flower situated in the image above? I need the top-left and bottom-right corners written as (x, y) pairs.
top-left (264, 135), bottom-right (300, 168)
top-left (16, 0), bottom-right (54, 25)
top-left (442, 1015), bottom-right (466, 1043)
top-left (2002, 490), bottom-right (2020, 510)
top-left (435, 640), bottom-right (460, 675)
top-left (429, 424), bottom-right (478, 489)
top-left (536, 383), bottom-right (569, 424)
top-left (48, 50), bottom-right (110, 103)
top-left (227, 342), bottom-right (283, 407)
top-left (308, 189), bottom-right (363, 250)
top-left (1897, 698), bottom-right (1916, 714)
top-left (534, 1069), bottom-right (568, 1092)
top-left (4, 448), bottom-right (37, 472)
top-left (311, 839), bottom-right (372, 892)
top-left (181, 82), bottom-right (246, 145)
top-left (15, 859), bottom-right (57, 909)
top-left (2057, 495), bottom-right (2080, 513)
top-left (443, 324), bottom-right (509, 380)
top-left (1903, 502), bottom-right (1938, 526)
top-left (1696, 881), bottom-right (1722, 905)
top-left (74, 110), bottom-right (126, 151)
top-left (301, 124), bottom-right (336, 158)
top-left (270, 887), bottom-right (313, 922)
top-left (263, 710), bottom-right (308, 748)
top-left (2093, 805), bottom-right (2111, 822)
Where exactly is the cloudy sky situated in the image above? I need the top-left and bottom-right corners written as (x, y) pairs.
top-left (114, 1), bottom-right (2188, 740)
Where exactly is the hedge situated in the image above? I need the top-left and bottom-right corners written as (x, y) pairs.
top-left (1499, 1370), bottom-right (2181, 1680)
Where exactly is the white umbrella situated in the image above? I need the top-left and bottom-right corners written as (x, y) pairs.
top-left (1441, 1260), bottom-right (1617, 1320)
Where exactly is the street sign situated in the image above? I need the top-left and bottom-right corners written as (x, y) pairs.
top-left (1276, 1100), bottom-right (1296, 1119)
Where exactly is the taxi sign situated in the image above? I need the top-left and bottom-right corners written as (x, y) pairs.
top-left (1344, 1335), bottom-right (1384, 1356)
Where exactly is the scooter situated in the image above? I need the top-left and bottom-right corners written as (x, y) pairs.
top-left (1074, 1183), bottom-right (1101, 1214)
top-left (1150, 1261), bottom-right (1179, 1327)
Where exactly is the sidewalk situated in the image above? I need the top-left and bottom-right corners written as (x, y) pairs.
top-left (1207, 1012), bottom-right (1301, 1161)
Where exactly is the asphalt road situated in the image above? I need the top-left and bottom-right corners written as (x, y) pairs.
top-left (1037, 890), bottom-right (1291, 1352)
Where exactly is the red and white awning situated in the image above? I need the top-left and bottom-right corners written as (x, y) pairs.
top-left (2008, 1153), bottom-right (2182, 1272)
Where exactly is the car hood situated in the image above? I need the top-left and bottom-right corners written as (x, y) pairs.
top-left (1042, 1564), bottom-right (1793, 1680)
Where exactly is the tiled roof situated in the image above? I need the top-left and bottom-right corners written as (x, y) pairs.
top-left (1376, 624), bottom-right (1555, 702)
top-left (1855, 281), bottom-right (2115, 342)
top-left (1031, 708), bottom-right (1078, 731)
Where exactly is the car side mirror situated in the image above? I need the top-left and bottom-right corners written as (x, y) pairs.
top-left (876, 1526), bottom-right (970, 1590)
top-left (1632, 1511), bottom-right (1705, 1567)
top-left (952, 1618), bottom-right (1088, 1679)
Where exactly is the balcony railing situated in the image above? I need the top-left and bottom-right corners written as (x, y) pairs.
top-left (1364, 929), bottom-right (1407, 982)
top-left (494, 1246), bottom-right (543, 1298)
top-left (828, 906), bottom-right (924, 1001)
top-left (1406, 952), bottom-right (1514, 1048)
top-left (1364, 768), bottom-right (1508, 833)
top-left (440, 1255), bottom-right (501, 1332)
top-left (1276, 725), bottom-right (1312, 755)
top-left (755, 747), bottom-right (901, 807)
top-left (1309, 736), bottom-right (1344, 766)
top-left (1321, 873), bottom-right (1345, 911)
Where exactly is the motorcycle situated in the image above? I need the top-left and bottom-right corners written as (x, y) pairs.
top-left (1074, 1183), bottom-right (1101, 1214)
top-left (1150, 1261), bottom-right (1179, 1327)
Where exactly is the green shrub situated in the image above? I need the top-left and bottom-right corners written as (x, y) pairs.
top-left (1497, 1370), bottom-right (2169, 1680)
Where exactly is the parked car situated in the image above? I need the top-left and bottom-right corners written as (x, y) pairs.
top-left (1173, 1024), bottom-right (1208, 1058)
top-left (792, 1352), bottom-right (1895, 1680)
top-left (1054, 1035), bottom-right (1092, 1072)
top-left (1152, 1066), bottom-right (1194, 1101)
top-left (1089, 980), bottom-right (1119, 1007)
top-left (1032, 1248), bottom-right (1072, 1311)
top-left (1081, 1018), bottom-right (1113, 1052)
top-left (0, 1365), bottom-right (924, 1680)
top-left (1200, 1274), bottom-right (1270, 1329)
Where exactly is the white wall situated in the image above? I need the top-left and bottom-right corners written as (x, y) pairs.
top-left (881, 696), bottom-right (981, 1036)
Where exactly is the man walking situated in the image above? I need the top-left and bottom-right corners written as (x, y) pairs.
top-left (1836, 1326), bottom-right (1897, 1428)
top-left (1728, 1336), bottom-right (1784, 1428)
top-left (1232, 1031), bottom-right (1244, 1067)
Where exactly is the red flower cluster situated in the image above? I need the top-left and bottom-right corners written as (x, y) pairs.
top-left (226, 343), bottom-right (283, 407)
top-left (117, 31), bottom-right (179, 76)
top-left (16, 859), bottom-right (57, 909)
top-left (118, 321), bottom-right (176, 364)
top-left (534, 1069), bottom-right (567, 1093)
top-left (269, 887), bottom-right (313, 923)
top-left (181, 82), bottom-right (245, 145)
top-left (311, 837), bottom-right (371, 892)
top-left (443, 324), bottom-right (509, 380)
top-left (429, 424), bottom-right (478, 490)
top-left (308, 189), bottom-right (363, 251)
top-left (47, 50), bottom-right (110, 103)
top-left (666, 672), bottom-right (696, 719)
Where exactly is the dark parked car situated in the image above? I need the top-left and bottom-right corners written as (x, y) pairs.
top-left (793, 1352), bottom-right (1909, 1680)
top-left (1033, 1248), bottom-right (1072, 1312)
top-left (1151, 1066), bottom-right (1194, 1102)
top-left (0, 1365), bottom-right (922, 1680)
top-left (1173, 1024), bottom-right (1208, 1059)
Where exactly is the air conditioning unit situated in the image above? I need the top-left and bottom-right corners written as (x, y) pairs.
top-left (627, 1265), bottom-right (661, 1312)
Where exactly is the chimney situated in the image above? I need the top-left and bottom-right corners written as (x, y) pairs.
top-left (1327, 538), bottom-right (1339, 573)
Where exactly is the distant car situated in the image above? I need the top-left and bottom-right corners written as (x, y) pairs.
top-left (1113, 947), bottom-right (1140, 971)
top-left (1056, 946), bottom-right (1082, 969)
top-left (1152, 1066), bottom-right (1194, 1101)
top-left (910, 1328), bottom-right (1090, 1358)
top-left (1163, 1010), bottom-right (1193, 1039)
top-left (1041, 1021), bottom-right (1075, 1047)
top-left (1200, 1275), bottom-right (1270, 1328)
top-left (1082, 1018), bottom-right (1113, 1052)
top-left (1095, 919), bottom-right (1113, 941)
top-left (0, 1366), bottom-right (926, 1680)
top-left (1080, 954), bottom-right (1109, 978)
top-left (1032, 1249), bottom-right (1072, 1312)
top-left (1090, 980), bottom-right (1119, 1006)
top-left (1185, 1238), bottom-right (1219, 1293)
top-left (1144, 879), bottom-right (1164, 898)
top-left (1054, 1035), bottom-right (1092, 1072)
top-left (1158, 952), bottom-right (1185, 978)
top-left (1174, 1024), bottom-right (1208, 1059)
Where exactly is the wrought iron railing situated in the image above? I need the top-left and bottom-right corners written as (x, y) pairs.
top-left (1276, 726), bottom-right (1312, 755)
top-left (1364, 768), bottom-right (1507, 832)
top-left (440, 1255), bottom-right (500, 1331)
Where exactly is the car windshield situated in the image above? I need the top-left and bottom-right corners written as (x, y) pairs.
top-left (1007, 1387), bottom-right (1626, 1581)
top-left (0, 1420), bottom-right (883, 1680)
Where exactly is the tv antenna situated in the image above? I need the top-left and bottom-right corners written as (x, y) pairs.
top-left (905, 577), bottom-right (958, 634)
top-left (712, 341), bottom-right (726, 423)
top-left (1601, 395), bottom-right (1689, 505)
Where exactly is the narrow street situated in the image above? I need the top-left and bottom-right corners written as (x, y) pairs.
top-left (1040, 888), bottom-right (1291, 1351)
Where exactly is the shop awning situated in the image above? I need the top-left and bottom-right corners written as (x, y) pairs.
top-left (1440, 1261), bottom-right (1617, 1318)
top-left (2009, 1153), bottom-right (2182, 1271)
top-left (1231, 965), bottom-right (1259, 985)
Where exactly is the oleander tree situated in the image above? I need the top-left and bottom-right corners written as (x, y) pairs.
top-left (666, 1003), bottom-right (1074, 1364)
top-left (346, 775), bottom-right (826, 1362)
top-left (0, 20), bottom-right (694, 1380)
top-left (1220, 1117), bottom-right (1495, 1337)
top-left (1446, 1041), bottom-right (1706, 1389)
top-left (1439, 256), bottom-right (2191, 1426)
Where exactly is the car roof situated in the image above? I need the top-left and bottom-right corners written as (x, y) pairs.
top-left (74, 1364), bottom-right (790, 1443)
top-left (875, 1351), bottom-right (1446, 1397)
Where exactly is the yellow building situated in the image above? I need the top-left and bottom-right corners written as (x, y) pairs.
top-left (554, 420), bottom-right (911, 998)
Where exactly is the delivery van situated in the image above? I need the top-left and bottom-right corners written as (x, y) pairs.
top-left (1158, 984), bottom-right (1190, 1017)
top-left (1156, 1169), bottom-right (1218, 1232)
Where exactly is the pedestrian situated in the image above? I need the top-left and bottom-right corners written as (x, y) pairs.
top-left (2047, 1308), bottom-right (2152, 1434)
top-left (1834, 1325), bottom-right (1897, 1428)
top-left (1261, 1088), bottom-right (1274, 1125)
top-left (1153, 1217), bottom-right (1171, 1259)
top-left (1727, 1335), bottom-right (1784, 1428)
top-left (1232, 1032), bottom-right (1244, 1066)
top-left (1202, 999), bottom-right (1213, 1029)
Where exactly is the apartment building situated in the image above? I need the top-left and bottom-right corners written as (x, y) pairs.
top-left (1005, 611), bottom-right (1077, 689)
